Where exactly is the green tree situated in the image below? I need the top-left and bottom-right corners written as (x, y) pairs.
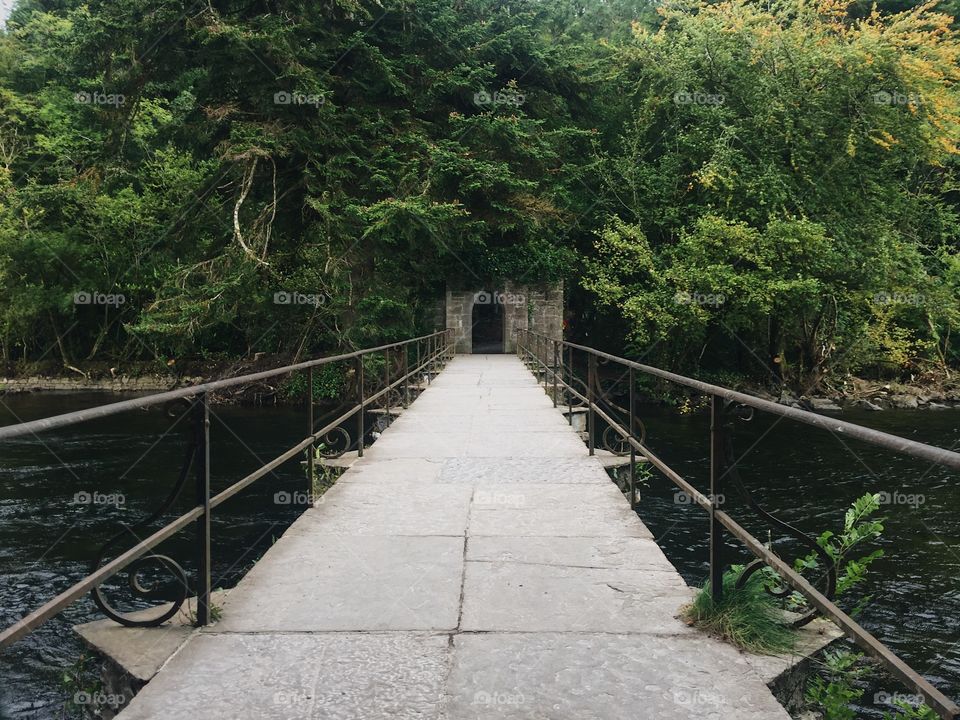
top-left (585, 0), bottom-right (960, 390)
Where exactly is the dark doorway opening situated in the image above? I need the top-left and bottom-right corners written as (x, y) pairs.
top-left (472, 299), bottom-right (504, 353)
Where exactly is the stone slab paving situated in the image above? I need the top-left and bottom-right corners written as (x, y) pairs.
top-left (117, 354), bottom-right (791, 720)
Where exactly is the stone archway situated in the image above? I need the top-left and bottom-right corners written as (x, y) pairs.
top-left (471, 296), bottom-right (504, 353)
top-left (445, 283), bottom-right (562, 354)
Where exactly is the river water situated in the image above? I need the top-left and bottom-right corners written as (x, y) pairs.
top-left (0, 392), bottom-right (312, 719)
top-left (0, 392), bottom-right (958, 718)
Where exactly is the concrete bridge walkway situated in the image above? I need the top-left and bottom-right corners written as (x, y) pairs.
top-left (118, 354), bottom-right (791, 719)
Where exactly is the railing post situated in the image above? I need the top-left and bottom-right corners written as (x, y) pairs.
top-left (403, 344), bottom-right (410, 408)
top-left (534, 334), bottom-right (539, 379)
top-left (427, 336), bottom-right (433, 385)
top-left (552, 340), bottom-right (558, 408)
top-left (384, 347), bottom-right (391, 411)
top-left (567, 344), bottom-right (573, 425)
top-left (629, 366), bottom-right (636, 511)
top-left (194, 392), bottom-right (211, 626)
top-left (357, 356), bottom-right (365, 458)
top-left (587, 354), bottom-right (596, 456)
top-left (538, 334), bottom-right (543, 382)
top-left (539, 335), bottom-right (545, 384)
top-left (416, 340), bottom-right (421, 391)
top-left (307, 366), bottom-right (315, 507)
top-left (710, 395), bottom-right (724, 605)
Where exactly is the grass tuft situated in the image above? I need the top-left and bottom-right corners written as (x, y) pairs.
top-left (682, 568), bottom-right (798, 655)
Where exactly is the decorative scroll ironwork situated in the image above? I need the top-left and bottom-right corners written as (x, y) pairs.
top-left (602, 425), bottom-right (632, 456)
top-left (587, 365), bottom-right (648, 454)
top-left (562, 374), bottom-right (589, 410)
top-left (316, 427), bottom-right (351, 458)
top-left (89, 398), bottom-right (198, 627)
top-left (719, 400), bottom-right (837, 627)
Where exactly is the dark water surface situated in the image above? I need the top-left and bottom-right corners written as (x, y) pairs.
top-left (1, 392), bottom-right (959, 718)
top-left (0, 392), bottom-right (312, 719)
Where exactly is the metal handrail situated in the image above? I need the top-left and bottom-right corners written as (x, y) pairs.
top-left (516, 328), bottom-right (960, 720)
top-left (0, 334), bottom-right (448, 441)
top-left (0, 329), bottom-right (454, 649)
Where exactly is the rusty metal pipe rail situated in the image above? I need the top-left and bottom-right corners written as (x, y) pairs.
top-left (0, 330), bottom-right (453, 650)
top-left (0, 333), bottom-right (448, 442)
top-left (523, 331), bottom-right (960, 472)
top-left (516, 328), bottom-right (960, 720)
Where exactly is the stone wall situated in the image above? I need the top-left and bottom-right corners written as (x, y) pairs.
top-left (445, 282), bottom-right (563, 354)
top-left (445, 289), bottom-right (474, 354)
top-left (425, 294), bottom-right (446, 332)
top-left (0, 375), bottom-right (203, 394)
top-left (514, 281), bottom-right (563, 349)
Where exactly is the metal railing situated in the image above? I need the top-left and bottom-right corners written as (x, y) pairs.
top-left (517, 327), bottom-right (960, 720)
top-left (0, 329), bottom-right (453, 649)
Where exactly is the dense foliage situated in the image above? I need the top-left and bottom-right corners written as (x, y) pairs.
top-left (0, 0), bottom-right (958, 390)
top-left (0, 0), bottom-right (611, 366)
top-left (584, 0), bottom-right (960, 391)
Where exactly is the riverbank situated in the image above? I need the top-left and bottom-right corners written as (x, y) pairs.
top-left (749, 376), bottom-right (960, 412)
top-left (0, 353), bottom-right (313, 402)
top-left (4, 364), bottom-right (959, 412)
top-left (0, 374), bottom-right (201, 394)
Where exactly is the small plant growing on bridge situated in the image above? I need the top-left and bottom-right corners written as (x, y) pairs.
top-left (685, 493), bottom-right (887, 658)
top-left (60, 651), bottom-right (104, 719)
top-left (805, 647), bottom-right (940, 720)
top-left (608, 461), bottom-right (651, 499)
top-left (307, 444), bottom-right (344, 498)
top-left (185, 596), bottom-right (223, 625)
top-left (805, 648), bottom-right (869, 720)
top-left (793, 494), bottom-right (933, 720)
top-left (683, 568), bottom-right (797, 654)
top-left (790, 492), bottom-right (885, 616)
top-left (883, 701), bottom-right (939, 720)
